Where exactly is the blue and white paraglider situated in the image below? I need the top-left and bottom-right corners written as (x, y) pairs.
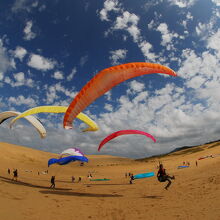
top-left (48, 155), bottom-right (88, 167)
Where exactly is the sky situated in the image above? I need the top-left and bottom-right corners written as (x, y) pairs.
top-left (0, 0), bottom-right (220, 158)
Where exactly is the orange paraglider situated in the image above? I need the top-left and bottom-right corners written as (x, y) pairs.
top-left (64, 62), bottom-right (177, 129)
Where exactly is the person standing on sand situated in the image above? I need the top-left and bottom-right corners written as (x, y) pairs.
top-left (8, 168), bottom-right (10, 175)
top-left (12, 169), bottom-right (18, 181)
top-left (72, 176), bottom-right (75, 183)
top-left (157, 164), bottom-right (175, 190)
top-left (129, 174), bottom-right (134, 184)
top-left (78, 176), bottom-right (81, 182)
top-left (196, 161), bottom-right (198, 167)
top-left (50, 176), bottom-right (55, 188)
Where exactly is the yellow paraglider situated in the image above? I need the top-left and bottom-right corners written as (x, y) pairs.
top-left (10, 106), bottom-right (99, 132)
top-left (0, 111), bottom-right (46, 138)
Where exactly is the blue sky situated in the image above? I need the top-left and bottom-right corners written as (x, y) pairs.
top-left (0, 0), bottom-right (220, 158)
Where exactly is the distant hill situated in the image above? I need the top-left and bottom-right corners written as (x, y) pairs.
top-left (136, 139), bottom-right (220, 162)
top-left (170, 139), bottom-right (220, 153)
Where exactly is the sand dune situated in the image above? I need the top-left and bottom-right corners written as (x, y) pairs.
top-left (0, 141), bottom-right (220, 220)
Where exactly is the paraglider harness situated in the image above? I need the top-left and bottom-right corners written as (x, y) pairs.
top-left (157, 168), bottom-right (167, 182)
top-left (157, 175), bottom-right (167, 182)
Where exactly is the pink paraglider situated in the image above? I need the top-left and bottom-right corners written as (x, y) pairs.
top-left (98, 130), bottom-right (156, 151)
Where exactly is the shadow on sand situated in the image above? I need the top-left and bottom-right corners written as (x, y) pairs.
top-left (141, 195), bottom-right (163, 199)
top-left (0, 175), bottom-right (71, 191)
top-left (39, 190), bottom-right (123, 198)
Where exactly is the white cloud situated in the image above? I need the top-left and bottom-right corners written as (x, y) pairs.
top-left (12, 0), bottom-right (32, 12)
top-left (0, 39), bottom-right (13, 74)
top-left (127, 80), bottom-right (145, 94)
top-left (114, 11), bottom-right (141, 42)
top-left (109, 49), bottom-right (127, 65)
top-left (99, 0), bottom-right (121, 21)
top-left (186, 75), bottom-right (207, 89)
top-left (4, 72), bottom-right (34, 87)
top-left (195, 20), bottom-right (216, 40)
top-left (0, 72), bottom-right (3, 81)
top-left (168, 0), bottom-right (197, 8)
top-left (99, 2), bottom-right (161, 62)
top-left (14, 46), bottom-right (27, 61)
top-left (27, 54), bottom-right (56, 71)
top-left (14, 72), bottom-right (24, 82)
top-left (147, 20), bottom-right (155, 30)
top-left (12, 0), bottom-right (45, 13)
top-left (207, 28), bottom-right (220, 57)
top-left (104, 91), bottom-right (112, 101)
top-left (8, 95), bottom-right (36, 107)
top-left (139, 41), bottom-right (157, 61)
top-left (104, 103), bottom-right (113, 111)
top-left (156, 23), bottom-right (179, 50)
top-left (45, 83), bottom-right (77, 104)
top-left (23, 21), bottom-right (36, 41)
top-left (52, 71), bottom-right (64, 80)
top-left (67, 67), bottom-right (77, 81)
top-left (80, 55), bottom-right (88, 66)
top-left (211, 0), bottom-right (220, 6)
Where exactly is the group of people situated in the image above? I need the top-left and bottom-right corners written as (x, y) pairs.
top-left (8, 164), bottom-right (176, 190)
top-left (50, 175), bottom-right (83, 188)
top-left (71, 176), bottom-right (82, 183)
top-left (8, 168), bottom-right (18, 181)
top-left (125, 172), bottom-right (135, 184)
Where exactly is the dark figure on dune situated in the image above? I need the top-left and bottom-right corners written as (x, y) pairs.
top-left (50, 176), bottom-right (55, 188)
top-left (12, 169), bottom-right (18, 181)
top-left (129, 174), bottom-right (134, 184)
top-left (157, 164), bottom-right (175, 190)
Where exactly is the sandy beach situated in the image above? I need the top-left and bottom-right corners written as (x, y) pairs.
top-left (0, 141), bottom-right (219, 220)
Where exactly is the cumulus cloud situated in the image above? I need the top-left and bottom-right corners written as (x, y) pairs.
top-left (156, 23), bottom-right (180, 50)
top-left (113, 11), bottom-right (140, 42)
top-left (211, 0), bottom-right (220, 6)
top-left (13, 46), bottom-right (27, 61)
top-left (109, 49), bottom-right (127, 65)
top-left (0, 39), bottom-right (13, 74)
top-left (207, 28), bottom-right (220, 57)
top-left (27, 54), bottom-right (56, 71)
top-left (127, 80), bottom-right (145, 94)
top-left (14, 72), bottom-right (24, 82)
top-left (45, 83), bottom-right (76, 104)
top-left (4, 72), bottom-right (34, 87)
top-left (8, 95), bottom-right (36, 107)
top-left (52, 71), bottom-right (64, 80)
top-left (12, 0), bottom-right (45, 13)
top-left (67, 67), bottom-right (77, 81)
top-left (168, 0), bottom-right (197, 8)
top-left (23, 21), bottom-right (36, 40)
top-left (104, 103), bottom-right (113, 111)
top-left (99, 3), bottom-right (158, 62)
top-left (139, 41), bottom-right (157, 61)
top-left (0, 72), bottom-right (3, 81)
top-left (99, 0), bottom-right (121, 21)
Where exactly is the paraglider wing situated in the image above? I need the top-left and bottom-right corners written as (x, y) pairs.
top-left (48, 155), bottom-right (88, 167)
top-left (0, 111), bottom-right (46, 138)
top-left (9, 106), bottom-right (99, 132)
top-left (60, 148), bottom-right (84, 157)
top-left (98, 130), bottom-right (156, 151)
top-left (64, 62), bottom-right (177, 129)
top-left (133, 172), bottom-right (155, 179)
